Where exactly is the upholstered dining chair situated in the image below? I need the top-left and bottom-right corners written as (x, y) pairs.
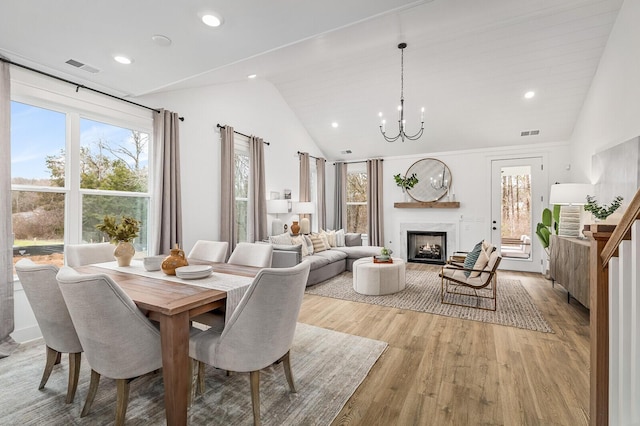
top-left (65, 242), bottom-right (114, 267)
top-left (14, 259), bottom-right (83, 404)
top-left (56, 266), bottom-right (163, 425)
top-left (189, 261), bottom-right (311, 426)
top-left (227, 242), bottom-right (273, 268)
top-left (188, 240), bottom-right (229, 262)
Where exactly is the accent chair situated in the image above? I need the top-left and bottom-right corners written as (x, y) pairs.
top-left (64, 242), bottom-right (114, 267)
top-left (188, 240), bottom-right (229, 262)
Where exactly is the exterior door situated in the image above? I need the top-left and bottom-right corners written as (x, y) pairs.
top-left (491, 157), bottom-right (546, 273)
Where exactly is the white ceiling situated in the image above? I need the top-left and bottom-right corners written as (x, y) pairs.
top-left (0, 0), bottom-right (623, 160)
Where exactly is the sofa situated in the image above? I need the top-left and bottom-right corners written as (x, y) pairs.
top-left (269, 232), bottom-right (383, 286)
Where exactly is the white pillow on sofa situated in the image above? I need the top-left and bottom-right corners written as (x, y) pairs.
top-left (335, 229), bottom-right (345, 247)
top-left (269, 232), bottom-right (292, 245)
top-left (291, 235), bottom-right (309, 256)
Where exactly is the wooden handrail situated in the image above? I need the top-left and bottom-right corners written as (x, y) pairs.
top-left (600, 187), bottom-right (640, 267)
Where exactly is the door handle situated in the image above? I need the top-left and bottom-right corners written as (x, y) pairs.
top-left (492, 227), bottom-right (497, 230)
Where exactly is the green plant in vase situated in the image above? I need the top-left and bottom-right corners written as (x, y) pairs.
top-left (96, 215), bottom-right (141, 266)
top-left (584, 195), bottom-right (623, 221)
top-left (393, 173), bottom-right (419, 192)
top-left (535, 205), bottom-right (560, 256)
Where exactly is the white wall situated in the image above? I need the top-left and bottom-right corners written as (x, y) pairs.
top-left (570, 0), bottom-right (640, 183)
top-left (137, 79), bottom-right (325, 252)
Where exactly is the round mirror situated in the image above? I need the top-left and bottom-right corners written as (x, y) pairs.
top-left (405, 158), bottom-right (452, 202)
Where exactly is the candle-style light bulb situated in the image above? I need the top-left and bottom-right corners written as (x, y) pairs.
top-left (421, 107), bottom-right (425, 122)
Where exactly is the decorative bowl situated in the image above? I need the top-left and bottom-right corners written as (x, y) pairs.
top-left (143, 255), bottom-right (165, 272)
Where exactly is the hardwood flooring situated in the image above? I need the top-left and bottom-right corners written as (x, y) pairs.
top-left (297, 264), bottom-right (590, 426)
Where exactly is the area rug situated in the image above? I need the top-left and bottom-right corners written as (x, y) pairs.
top-left (306, 270), bottom-right (553, 333)
top-left (0, 323), bottom-right (387, 425)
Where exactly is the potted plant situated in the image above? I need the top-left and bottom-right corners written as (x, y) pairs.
top-left (584, 195), bottom-right (623, 221)
top-left (394, 173), bottom-right (419, 202)
top-left (96, 215), bottom-right (140, 266)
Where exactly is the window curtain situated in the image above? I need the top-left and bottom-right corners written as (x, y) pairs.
top-left (220, 126), bottom-right (236, 256)
top-left (249, 136), bottom-right (268, 242)
top-left (0, 61), bottom-right (18, 358)
top-left (367, 159), bottom-right (385, 246)
top-left (334, 161), bottom-right (347, 230)
top-left (316, 157), bottom-right (326, 230)
top-left (298, 152), bottom-right (310, 224)
top-left (152, 109), bottom-right (183, 255)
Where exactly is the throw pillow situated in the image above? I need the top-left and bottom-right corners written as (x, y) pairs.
top-left (470, 248), bottom-right (490, 278)
top-left (323, 229), bottom-right (337, 247)
top-left (303, 235), bottom-right (315, 255)
top-left (345, 233), bottom-right (362, 247)
top-left (463, 241), bottom-right (483, 277)
top-left (290, 235), bottom-right (308, 257)
top-left (309, 233), bottom-right (328, 253)
top-left (318, 232), bottom-right (331, 250)
top-left (335, 229), bottom-right (346, 247)
top-left (270, 232), bottom-right (292, 245)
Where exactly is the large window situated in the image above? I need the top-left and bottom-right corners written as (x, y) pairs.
top-left (234, 141), bottom-right (250, 243)
top-left (10, 98), bottom-right (152, 271)
top-left (346, 163), bottom-right (367, 234)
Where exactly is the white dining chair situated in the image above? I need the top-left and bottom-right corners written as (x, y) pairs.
top-left (188, 240), bottom-right (229, 262)
top-left (65, 242), bottom-right (114, 267)
top-left (227, 242), bottom-right (273, 268)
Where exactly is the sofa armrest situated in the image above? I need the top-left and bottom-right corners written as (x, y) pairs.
top-left (271, 244), bottom-right (302, 268)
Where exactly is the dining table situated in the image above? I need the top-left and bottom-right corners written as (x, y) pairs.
top-left (75, 258), bottom-right (260, 426)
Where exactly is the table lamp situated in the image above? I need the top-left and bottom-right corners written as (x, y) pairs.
top-left (293, 202), bottom-right (315, 234)
top-left (267, 199), bottom-right (289, 236)
top-left (549, 183), bottom-right (593, 237)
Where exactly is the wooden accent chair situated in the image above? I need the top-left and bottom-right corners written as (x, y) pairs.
top-left (64, 242), bottom-right (114, 267)
top-left (189, 261), bottom-right (311, 426)
top-left (440, 250), bottom-right (502, 311)
top-left (14, 259), bottom-right (83, 403)
top-left (56, 266), bottom-right (163, 426)
top-left (188, 240), bottom-right (229, 262)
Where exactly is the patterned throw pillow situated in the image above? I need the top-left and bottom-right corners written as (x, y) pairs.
top-left (335, 229), bottom-right (346, 247)
top-left (303, 235), bottom-right (315, 255)
top-left (309, 233), bottom-right (328, 253)
top-left (318, 232), bottom-right (331, 250)
top-left (470, 248), bottom-right (490, 277)
top-left (321, 229), bottom-right (337, 247)
top-left (463, 241), bottom-right (483, 277)
top-left (291, 235), bottom-right (308, 257)
top-left (269, 232), bottom-right (292, 245)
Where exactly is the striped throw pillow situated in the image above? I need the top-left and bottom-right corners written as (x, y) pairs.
top-left (309, 233), bottom-right (328, 253)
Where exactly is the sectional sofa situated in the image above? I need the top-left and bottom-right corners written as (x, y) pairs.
top-left (269, 232), bottom-right (383, 286)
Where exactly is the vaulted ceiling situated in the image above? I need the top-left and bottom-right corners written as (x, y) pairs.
top-left (0, 0), bottom-right (623, 160)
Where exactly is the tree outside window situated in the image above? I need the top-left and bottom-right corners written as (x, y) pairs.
top-left (235, 149), bottom-right (249, 243)
top-left (346, 166), bottom-right (367, 234)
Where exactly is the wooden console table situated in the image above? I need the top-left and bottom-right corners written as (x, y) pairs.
top-left (549, 235), bottom-right (590, 308)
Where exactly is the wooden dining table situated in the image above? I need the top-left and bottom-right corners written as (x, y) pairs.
top-left (76, 260), bottom-right (260, 426)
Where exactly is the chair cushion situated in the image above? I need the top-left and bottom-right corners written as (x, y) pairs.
top-left (463, 241), bottom-right (483, 277)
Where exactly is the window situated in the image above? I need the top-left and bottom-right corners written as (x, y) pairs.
top-left (346, 163), bottom-right (367, 234)
top-left (10, 95), bottom-right (152, 271)
top-left (234, 141), bottom-right (249, 243)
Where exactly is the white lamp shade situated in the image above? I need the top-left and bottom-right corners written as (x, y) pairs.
top-left (293, 201), bottom-right (315, 214)
top-left (549, 183), bottom-right (594, 205)
top-left (267, 199), bottom-right (289, 214)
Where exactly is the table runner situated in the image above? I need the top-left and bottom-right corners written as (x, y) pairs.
top-left (92, 260), bottom-right (253, 321)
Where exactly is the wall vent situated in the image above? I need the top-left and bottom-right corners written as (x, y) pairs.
top-left (520, 129), bottom-right (540, 136)
top-left (65, 59), bottom-right (100, 74)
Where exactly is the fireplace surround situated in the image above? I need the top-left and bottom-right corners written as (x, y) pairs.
top-left (407, 231), bottom-right (447, 264)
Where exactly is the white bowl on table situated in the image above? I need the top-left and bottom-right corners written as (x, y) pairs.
top-left (143, 255), bottom-right (165, 271)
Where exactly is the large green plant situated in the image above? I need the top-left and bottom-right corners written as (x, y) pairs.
top-left (535, 205), bottom-right (561, 255)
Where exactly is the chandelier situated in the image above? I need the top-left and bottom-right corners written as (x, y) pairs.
top-left (379, 43), bottom-right (424, 143)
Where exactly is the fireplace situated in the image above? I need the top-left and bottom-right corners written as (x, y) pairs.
top-left (407, 231), bottom-right (447, 265)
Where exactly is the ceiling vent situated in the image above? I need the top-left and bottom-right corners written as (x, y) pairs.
top-left (65, 59), bottom-right (100, 74)
top-left (520, 129), bottom-right (540, 136)
top-left (340, 149), bottom-right (353, 154)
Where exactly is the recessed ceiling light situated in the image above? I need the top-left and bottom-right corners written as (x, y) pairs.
top-left (524, 91), bottom-right (535, 99)
top-left (114, 55), bottom-right (132, 65)
top-left (151, 35), bottom-right (172, 46)
top-left (247, 74), bottom-right (257, 79)
top-left (331, 122), bottom-right (339, 128)
top-left (202, 14), bottom-right (222, 27)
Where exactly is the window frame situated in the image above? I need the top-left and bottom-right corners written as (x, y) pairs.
top-left (345, 163), bottom-right (368, 234)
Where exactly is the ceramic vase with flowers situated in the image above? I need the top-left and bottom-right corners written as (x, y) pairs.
top-left (96, 215), bottom-right (141, 267)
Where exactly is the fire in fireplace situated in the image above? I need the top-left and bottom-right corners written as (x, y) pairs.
top-left (407, 231), bottom-right (447, 265)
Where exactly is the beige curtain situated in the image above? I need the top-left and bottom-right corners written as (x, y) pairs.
top-left (249, 136), bottom-right (268, 242)
top-left (316, 157), bottom-right (326, 230)
top-left (152, 110), bottom-right (183, 255)
top-left (334, 162), bottom-right (347, 230)
top-left (220, 126), bottom-right (236, 255)
top-left (298, 152), bottom-right (310, 223)
top-left (367, 159), bottom-right (385, 246)
top-left (0, 60), bottom-right (17, 357)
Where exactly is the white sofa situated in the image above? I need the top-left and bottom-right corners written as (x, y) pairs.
top-left (270, 233), bottom-right (382, 286)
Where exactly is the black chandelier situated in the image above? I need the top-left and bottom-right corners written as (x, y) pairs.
top-left (379, 43), bottom-right (424, 143)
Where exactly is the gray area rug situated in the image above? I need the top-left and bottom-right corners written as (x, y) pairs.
top-left (0, 323), bottom-right (387, 425)
top-left (306, 270), bottom-right (553, 333)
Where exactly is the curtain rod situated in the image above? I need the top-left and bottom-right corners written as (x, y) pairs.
top-left (216, 124), bottom-right (270, 145)
top-left (332, 159), bottom-right (383, 165)
top-left (1, 57), bottom-right (184, 121)
top-left (296, 151), bottom-right (321, 160)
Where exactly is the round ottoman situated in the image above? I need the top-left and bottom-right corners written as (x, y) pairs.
top-left (352, 257), bottom-right (406, 295)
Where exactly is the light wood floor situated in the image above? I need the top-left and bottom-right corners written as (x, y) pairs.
top-left (297, 263), bottom-right (590, 426)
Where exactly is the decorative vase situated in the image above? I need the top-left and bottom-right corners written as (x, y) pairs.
top-left (161, 244), bottom-right (189, 275)
top-left (114, 241), bottom-right (135, 267)
top-left (291, 221), bottom-right (300, 235)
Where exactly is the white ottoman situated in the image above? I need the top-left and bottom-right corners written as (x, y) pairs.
top-left (352, 257), bottom-right (406, 295)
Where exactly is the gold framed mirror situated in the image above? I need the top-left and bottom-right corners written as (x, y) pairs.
top-left (405, 158), bottom-right (452, 202)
